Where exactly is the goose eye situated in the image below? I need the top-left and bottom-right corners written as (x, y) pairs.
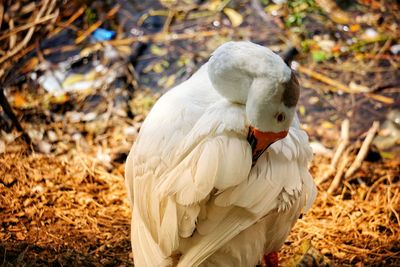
top-left (276, 113), bottom-right (285, 122)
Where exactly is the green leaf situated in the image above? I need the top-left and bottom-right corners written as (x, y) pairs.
top-left (311, 50), bottom-right (328, 62)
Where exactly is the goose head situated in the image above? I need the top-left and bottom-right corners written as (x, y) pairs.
top-left (208, 41), bottom-right (300, 162)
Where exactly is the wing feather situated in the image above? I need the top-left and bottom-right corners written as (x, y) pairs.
top-left (178, 122), bottom-right (316, 266)
top-left (126, 77), bottom-right (316, 266)
top-left (156, 135), bottom-right (252, 206)
top-left (177, 208), bottom-right (256, 267)
top-left (126, 95), bottom-right (254, 265)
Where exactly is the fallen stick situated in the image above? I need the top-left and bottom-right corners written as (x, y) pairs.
top-left (297, 65), bottom-right (359, 93)
top-left (345, 121), bottom-right (380, 179)
top-left (316, 119), bottom-right (350, 185)
top-left (327, 147), bottom-right (351, 194)
top-left (331, 119), bottom-right (350, 169)
top-left (327, 121), bottom-right (380, 194)
top-left (364, 93), bottom-right (394, 104)
top-left (297, 66), bottom-right (393, 104)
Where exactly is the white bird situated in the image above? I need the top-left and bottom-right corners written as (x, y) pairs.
top-left (125, 41), bottom-right (317, 267)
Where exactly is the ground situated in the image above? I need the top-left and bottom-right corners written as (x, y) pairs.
top-left (0, 0), bottom-right (399, 266)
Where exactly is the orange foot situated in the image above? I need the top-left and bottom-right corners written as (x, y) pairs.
top-left (263, 251), bottom-right (279, 267)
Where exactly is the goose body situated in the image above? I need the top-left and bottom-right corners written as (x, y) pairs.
top-left (125, 41), bottom-right (317, 266)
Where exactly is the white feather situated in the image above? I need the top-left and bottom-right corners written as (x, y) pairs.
top-left (125, 41), bottom-right (317, 266)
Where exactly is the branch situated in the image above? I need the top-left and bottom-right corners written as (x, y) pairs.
top-left (345, 121), bottom-right (380, 179)
top-left (297, 66), bottom-right (359, 93)
top-left (327, 147), bottom-right (351, 194)
top-left (316, 119), bottom-right (350, 185)
top-left (327, 121), bottom-right (380, 194)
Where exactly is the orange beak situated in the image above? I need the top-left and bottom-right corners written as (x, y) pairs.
top-left (247, 126), bottom-right (288, 165)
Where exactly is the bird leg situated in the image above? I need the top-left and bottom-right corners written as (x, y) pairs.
top-left (262, 251), bottom-right (279, 267)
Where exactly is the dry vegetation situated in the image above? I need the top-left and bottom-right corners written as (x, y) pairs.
top-left (1, 141), bottom-right (399, 266)
top-left (1, 0), bottom-right (399, 266)
top-left (1, 144), bottom-right (132, 266)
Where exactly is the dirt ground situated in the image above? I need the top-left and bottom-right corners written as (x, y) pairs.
top-left (1, 0), bottom-right (399, 266)
top-left (1, 142), bottom-right (399, 266)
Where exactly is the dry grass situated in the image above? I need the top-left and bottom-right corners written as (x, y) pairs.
top-left (282, 156), bottom-right (400, 266)
top-left (1, 137), bottom-right (399, 266)
top-left (0, 143), bottom-right (132, 266)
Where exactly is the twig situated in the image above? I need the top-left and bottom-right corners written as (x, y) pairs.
top-left (297, 65), bottom-right (362, 93)
top-left (363, 53), bottom-right (400, 61)
top-left (9, 19), bottom-right (16, 49)
top-left (327, 121), bottom-right (380, 193)
top-left (297, 65), bottom-right (394, 104)
top-left (45, 0), bottom-right (57, 17)
top-left (138, 10), bottom-right (169, 26)
top-left (0, 3), bottom-right (4, 30)
top-left (327, 147), bottom-right (351, 194)
top-left (316, 119), bottom-right (350, 185)
top-left (0, 14), bottom-right (58, 42)
top-left (162, 9), bottom-right (176, 33)
top-left (345, 121), bottom-right (380, 179)
top-left (51, 7), bottom-right (85, 35)
top-left (365, 175), bottom-right (389, 201)
top-left (364, 93), bottom-right (394, 104)
top-left (332, 119), bottom-right (350, 169)
top-left (0, 0), bottom-right (50, 64)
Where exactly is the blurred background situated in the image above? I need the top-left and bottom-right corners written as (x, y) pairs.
top-left (0, 0), bottom-right (399, 266)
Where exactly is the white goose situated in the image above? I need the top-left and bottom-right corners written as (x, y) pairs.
top-left (125, 41), bottom-right (317, 267)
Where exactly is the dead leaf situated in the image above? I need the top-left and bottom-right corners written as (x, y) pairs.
top-left (264, 4), bottom-right (282, 14)
top-left (164, 74), bottom-right (176, 88)
top-left (316, 0), bottom-right (350, 24)
top-left (150, 45), bottom-right (168, 56)
top-left (321, 121), bottom-right (335, 129)
top-left (350, 24), bottom-right (361, 32)
top-left (144, 60), bottom-right (169, 74)
top-left (223, 8), bottom-right (243, 27)
top-left (13, 92), bottom-right (28, 108)
top-left (206, 0), bottom-right (223, 12)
